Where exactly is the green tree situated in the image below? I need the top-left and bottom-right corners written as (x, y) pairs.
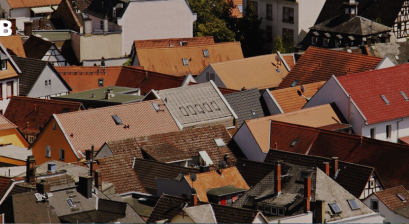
top-left (122, 58), bottom-right (132, 66)
top-left (282, 30), bottom-right (294, 53)
top-left (272, 35), bottom-right (285, 53)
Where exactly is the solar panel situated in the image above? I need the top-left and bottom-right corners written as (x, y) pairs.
top-left (112, 115), bottom-right (122, 125)
top-left (401, 91), bottom-right (409, 101)
top-left (291, 80), bottom-right (299, 87)
top-left (397, 193), bottom-right (406, 201)
top-left (348, 199), bottom-right (360, 210)
top-left (329, 203), bottom-right (342, 214)
top-left (381, 95), bottom-right (390, 105)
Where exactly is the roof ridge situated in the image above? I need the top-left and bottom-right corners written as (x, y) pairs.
top-left (308, 46), bottom-right (383, 58)
top-left (122, 66), bottom-right (185, 80)
top-left (10, 96), bottom-right (82, 106)
top-left (137, 41), bottom-right (240, 52)
top-left (211, 53), bottom-right (279, 66)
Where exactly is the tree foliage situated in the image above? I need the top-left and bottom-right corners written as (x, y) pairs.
top-left (273, 30), bottom-right (294, 54)
top-left (273, 35), bottom-right (285, 53)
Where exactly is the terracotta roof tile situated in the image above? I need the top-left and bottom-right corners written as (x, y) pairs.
top-left (7, 0), bottom-right (61, 8)
top-left (337, 63), bottom-right (409, 124)
top-left (374, 185), bottom-right (409, 211)
top-left (135, 42), bottom-right (244, 76)
top-left (95, 155), bottom-right (147, 194)
top-left (104, 138), bottom-right (143, 166)
top-left (53, 99), bottom-right (180, 156)
top-left (5, 96), bottom-right (82, 136)
top-left (281, 54), bottom-right (295, 70)
top-left (184, 166), bottom-right (249, 202)
top-left (56, 66), bottom-right (123, 93)
top-left (0, 36), bottom-right (25, 57)
top-left (133, 37), bottom-right (215, 49)
top-left (230, 0), bottom-right (242, 18)
top-left (0, 113), bottom-right (17, 131)
top-left (278, 47), bottom-right (383, 89)
top-left (271, 81), bottom-right (325, 113)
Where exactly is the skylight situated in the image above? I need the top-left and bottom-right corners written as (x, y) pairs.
top-left (195, 104), bottom-right (205, 113)
top-left (251, 110), bottom-right (258, 118)
top-left (348, 199), bottom-right (360, 210)
top-left (381, 95), bottom-right (390, 105)
top-left (401, 91), bottom-right (409, 101)
top-left (187, 105), bottom-right (197, 115)
top-left (112, 115), bottom-right (122, 125)
top-left (290, 138), bottom-right (299, 147)
top-left (211, 101), bottom-right (220, 110)
top-left (291, 80), bottom-right (299, 87)
top-left (397, 193), bottom-right (407, 202)
top-left (182, 58), bottom-right (189, 66)
top-left (203, 103), bottom-right (213, 112)
top-left (180, 107), bottom-right (189, 116)
top-left (214, 138), bottom-right (226, 147)
top-left (329, 203), bottom-right (342, 214)
top-left (203, 49), bottom-right (209, 57)
top-left (67, 198), bottom-right (76, 208)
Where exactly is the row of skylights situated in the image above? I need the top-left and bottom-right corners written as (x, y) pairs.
top-left (181, 50), bottom-right (210, 66)
top-left (179, 101), bottom-right (221, 116)
top-left (380, 91), bottom-right (409, 105)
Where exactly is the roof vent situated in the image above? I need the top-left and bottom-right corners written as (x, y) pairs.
top-left (47, 163), bottom-right (56, 173)
top-left (381, 95), bottom-right (390, 105)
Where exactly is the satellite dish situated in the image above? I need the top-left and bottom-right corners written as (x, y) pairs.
top-left (301, 85), bottom-right (305, 93)
top-left (190, 173), bottom-right (197, 182)
top-left (218, 160), bottom-right (227, 169)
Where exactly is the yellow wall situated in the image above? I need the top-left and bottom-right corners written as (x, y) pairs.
top-left (0, 156), bottom-right (25, 166)
top-left (0, 128), bottom-right (29, 148)
top-left (32, 117), bottom-right (78, 165)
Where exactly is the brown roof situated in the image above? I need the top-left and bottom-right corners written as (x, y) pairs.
top-left (184, 166), bottom-right (249, 202)
top-left (204, 54), bottom-right (289, 90)
top-left (52, 99), bottom-right (180, 156)
top-left (374, 185), bottom-right (409, 211)
top-left (23, 35), bottom-right (55, 60)
top-left (56, 66), bottom-right (123, 93)
top-left (281, 54), bottom-right (295, 70)
top-left (0, 36), bottom-right (26, 57)
top-left (135, 42), bottom-right (244, 76)
top-left (104, 138), bottom-right (143, 166)
top-left (12, 191), bottom-right (60, 223)
top-left (133, 37), bottom-right (215, 50)
top-left (0, 114), bottom-right (18, 131)
top-left (0, 176), bottom-right (13, 202)
top-left (95, 155), bottom-right (147, 194)
top-left (230, 0), bottom-right (242, 18)
top-left (271, 81), bottom-right (325, 113)
top-left (4, 96), bottom-right (82, 136)
top-left (7, 0), bottom-right (61, 8)
top-left (277, 47), bottom-right (383, 89)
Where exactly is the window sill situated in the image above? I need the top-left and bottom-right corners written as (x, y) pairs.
top-left (6, 96), bottom-right (12, 99)
top-left (282, 20), bottom-right (294, 24)
top-left (46, 156), bottom-right (51, 158)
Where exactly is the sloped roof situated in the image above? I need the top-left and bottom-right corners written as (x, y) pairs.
top-left (133, 37), bottom-right (215, 49)
top-left (94, 155), bottom-right (147, 194)
top-left (56, 66), bottom-right (123, 93)
top-left (4, 96), bottom-right (82, 136)
top-left (23, 35), bottom-right (55, 60)
top-left (368, 42), bottom-right (409, 65)
top-left (115, 66), bottom-right (186, 95)
top-left (373, 185), bottom-right (409, 211)
top-left (270, 81), bottom-right (325, 113)
top-left (52, 0), bottom-right (91, 31)
top-left (147, 194), bottom-right (187, 223)
top-left (235, 158), bottom-right (276, 188)
top-left (7, 0), bottom-right (61, 8)
top-left (0, 114), bottom-right (18, 131)
top-left (135, 125), bottom-right (236, 167)
top-left (12, 191), bottom-right (60, 223)
top-left (205, 54), bottom-right (288, 90)
top-left (230, 0), bottom-right (243, 18)
top-left (184, 166), bottom-right (249, 202)
top-left (135, 42), bottom-right (244, 76)
top-left (103, 138), bottom-right (144, 166)
top-left (224, 88), bottom-right (267, 127)
top-left (49, 99), bottom-right (180, 156)
top-left (281, 53), bottom-right (295, 70)
top-left (0, 36), bottom-right (26, 57)
top-left (337, 63), bottom-right (409, 124)
top-left (277, 47), bottom-right (383, 89)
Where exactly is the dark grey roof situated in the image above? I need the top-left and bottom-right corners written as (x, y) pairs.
top-left (206, 185), bottom-right (247, 196)
top-left (224, 88), bottom-right (268, 127)
top-left (311, 16), bottom-right (391, 36)
top-left (368, 42), bottom-right (409, 65)
top-left (236, 158), bottom-right (276, 188)
top-left (84, 0), bottom-right (129, 20)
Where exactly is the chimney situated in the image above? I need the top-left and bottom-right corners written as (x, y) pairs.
top-left (223, 153), bottom-right (230, 165)
top-left (331, 157), bottom-right (339, 178)
top-left (94, 170), bottom-right (102, 189)
top-left (191, 193), bottom-right (198, 206)
top-left (103, 17), bottom-right (108, 33)
top-left (101, 57), bottom-right (106, 67)
top-left (78, 176), bottom-right (93, 198)
top-left (199, 165), bottom-right (209, 173)
top-left (321, 162), bottom-right (330, 175)
top-left (85, 149), bottom-right (92, 161)
top-left (274, 160), bottom-right (282, 196)
top-left (26, 155), bottom-right (36, 184)
top-left (8, 18), bottom-right (16, 35)
top-left (83, 18), bottom-right (92, 35)
top-left (47, 163), bottom-right (56, 173)
top-left (24, 21), bottom-right (32, 36)
top-left (39, 18), bottom-right (44, 29)
top-left (36, 179), bottom-right (51, 194)
top-left (313, 200), bottom-right (326, 223)
top-left (343, 0), bottom-right (358, 21)
top-left (303, 177), bottom-right (311, 213)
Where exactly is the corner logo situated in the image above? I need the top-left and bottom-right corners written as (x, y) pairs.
top-left (0, 21), bottom-right (11, 36)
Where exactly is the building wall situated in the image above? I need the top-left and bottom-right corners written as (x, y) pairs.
top-left (27, 64), bottom-right (70, 98)
top-left (196, 66), bottom-right (227, 88)
top-left (268, 211), bottom-right (312, 223)
top-left (363, 194), bottom-right (409, 223)
top-left (42, 45), bottom-right (70, 66)
top-left (10, 8), bottom-right (30, 19)
top-left (0, 128), bottom-right (29, 148)
top-left (31, 116), bottom-right (77, 164)
top-left (361, 118), bottom-right (409, 143)
top-left (297, 0), bottom-right (326, 43)
top-left (117, 0), bottom-right (196, 55)
top-left (233, 122), bottom-right (266, 162)
top-left (0, 0), bottom-right (11, 18)
top-left (359, 173), bottom-right (384, 199)
top-left (156, 178), bottom-right (192, 198)
top-left (170, 212), bottom-right (195, 223)
top-left (262, 91), bottom-right (283, 115)
top-left (0, 76), bottom-right (19, 114)
top-left (0, 156), bottom-right (25, 166)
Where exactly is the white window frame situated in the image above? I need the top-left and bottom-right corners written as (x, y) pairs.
top-left (46, 145), bottom-right (51, 157)
top-left (370, 199), bottom-right (379, 211)
top-left (59, 148), bottom-right (65, 161)
top-left (1, 60), bottom-right (6, 71)
top-left (271, 207), bottom-right (277, 215)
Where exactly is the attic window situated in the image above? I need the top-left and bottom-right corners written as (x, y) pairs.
top-left (251, 110), bottom-right (258, 118)
top-left (290, 138), bottom-right (299, 147)
top-left (291, 80), bottom-right (299, 87)
top-left (112, 115), bottom-right (122, 125)
top-left (203, 49), bottom-right (210, 57)
top-left (187, 105), bottom-right (197, 115)
top-left (180, 107), bottom-right (189, 116)
top-left (214, 138), bottom-right (226, 147)
top-left (203, 103), bottom-right (213, 112)
top-left (182, 58), bottom-right (189, 66)
top-left (195, 104), bottom-right (205, 113)
top-left (401, 91), bottom-right (409, 101)
top-left (1, 60), bottom-right (6, 71)
top-left (237, 5), bottom-right (243, 13)
top-left (397, 193), bottom-right (407, 202)
top-left (67, 198), bottom-right (76, 208)
top-left (381, 95), bottom-right (390, 105)
top-left (329, 203), bottom-right (342, 214)
top-left (296, 171), bottom-right (310, 183)
top-left (210, 101), bottom-right (220, 110)
top-left (348, 199), bottom-right (360, 210)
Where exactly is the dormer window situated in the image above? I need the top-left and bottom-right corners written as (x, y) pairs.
top-left (1, 60), bottom-right (6, 71)
top-left (182, 58), bottom-right (189, 66)
top-left (345, 8), bottom-right (349, 14)
top-left (350, 7), bottom-right (356, 14)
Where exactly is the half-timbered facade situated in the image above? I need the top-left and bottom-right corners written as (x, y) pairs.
top-left (23, 35), bottom-right (70, 66)
top-left (394, 1), bottom-right (409, 39)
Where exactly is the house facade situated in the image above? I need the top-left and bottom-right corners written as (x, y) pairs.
top-left (0, 44), bottom-right (21, 114)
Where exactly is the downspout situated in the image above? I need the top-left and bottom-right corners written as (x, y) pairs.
top-left (397, 118), bottom-right (404, 142)
top-left (348, 94), bottom-right (351, 124)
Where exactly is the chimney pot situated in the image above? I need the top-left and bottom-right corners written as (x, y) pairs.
top-left (24, 21), bottom-right (33, 36)
top-left (322, 162), bottom-right (330, 175)
top-left (274, 160), bottom-right (282, 196)
top-left (304, 177), bottom-right (311, 213)
top-left (331, 157), bottom-right (339, 178)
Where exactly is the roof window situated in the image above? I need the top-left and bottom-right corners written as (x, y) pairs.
top-left (203, 49), bottom-right (209, 57)
top-left (203, 103), bottom-right (213, 112)
top-left (152, 102), bottom-right (164, 112)
top-left (214, 138), bottom-right (226, 147)
top-left (210, 101), bottom-right (220, 110)
top-left (276, 68), bottom-right (281, 74)
top-left (112, 115), bottom-right (122, 125)
top-left (180, 107), bottom-right (189, 116)
top-left (169, 44), bottom-right (174, 47)
top-left (67, 198), bottom-right (76, 208)
top-left (290, 138), bottom-right (299, 147)
top-left (291, 80), bottom-right (299, 87)
top-left (348, 199), bottom-right (360, 210)
top-left (251, 110), bottom-right (258, 118)
top-left (237, 5), bottom-right (243, 13)
top-left (381, 95), bottom-right (390, 105)
top-left (401, 91), bottom-right (409, 101)
top-left (187, 105), bottom-right (197, 115)
top-left (182, 58), bottom-right (189, 66)
top-left (329, 203), bottom-right (342, 214)
top-left (397, 193), bottom-right (407, 202)
top-left (195, 104), bottom-right (205, 113)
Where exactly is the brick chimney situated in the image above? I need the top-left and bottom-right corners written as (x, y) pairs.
top-left (24, 21), bottom-right (32, 36)
top-left (321, 162), bottom-right (330, 175)
top-left (26, 155), bottom-right (36, 184)
top-left (8, 18), bottom-right (16, 35)
top-left (191, 193), bottom-right (198, 206)
top-left (36, 179), bottom-right (51, 194)
top-left (94, 170), bottom-right (102, 189)
top-left (313, 200), bottom-right (326, 223)
top-left (78, 176), bottom-right (93, 198)
top-left (304, 177), bottom-right (311, 213)
top-left (274, 160), bottom-right (282, 196)
top-left (331, 157), bottom-right (339, 178)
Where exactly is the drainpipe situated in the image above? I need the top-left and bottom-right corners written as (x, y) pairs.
top-left (397, 118), bottom-right (404, 142)
top-left (348, 94), bottom-right (351, 123)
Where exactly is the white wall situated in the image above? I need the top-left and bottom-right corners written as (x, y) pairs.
top-left (269, 212), bottom-right (313, 223)
top-left (10, 8), bottom-right (30, 18)
top-left (156, 178), bottom-right (192, 198)
top-left (196, 65), bottom-right (227, 88)
top-left (361, 118), bottom-right (409, 143)
top-left (359, 173), bottom-right (384, 199)
top-left (233, 123), bottom-right (267, 161)
top-left (117, 0), bottom-right (196, 55)
top-left (297, 0), bottom-right (326, 43)
top-left (262, 90), bottom-right (283, 115)
top-left (27, 64), bottom-right (70, 98)
top-left (376, 57), bottom-right (395, 70)
top-left (42, 45), bottom-right (70, 66)
top-left (1, 77), bottom-right (18, 113)
top-left (363, 194), bottom-right (409, 223)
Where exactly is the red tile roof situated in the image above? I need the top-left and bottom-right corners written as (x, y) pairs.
top-left (133, 37), bottom-right (215, 49)
top-left (0, 176), bottom-right (13, 201)
top-left (0, 114), bottom-right (17, 131)
top-left (374, 185), bottom-right (409, 211)
top-left (0, 36), bottom-right (26, 57)
top-left (337, 63), bottom-right (409, 124)
top-left (281, 54), bottom-right (295, 70)
top-left (7, 0), bottom-right (61, 8)
top-left (4, 96), bottom-right (82, 136)
top-left (278, 46), bottom-right (383, 89)
top-left (53, 99), bottom-right (180, 156)
top-left (55, 66), bottom-right (123, 93)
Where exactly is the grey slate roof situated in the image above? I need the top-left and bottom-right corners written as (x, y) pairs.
top-left (368, 42), bottom-right (409, 65)
top-left (224, 88), bottom-right (268, 127)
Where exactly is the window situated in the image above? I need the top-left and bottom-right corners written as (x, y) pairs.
top-left (206, 72), bottom-right (215, 81)
top-left (370, 179), bottom-right (375, 187)
top-left (28, 136), bottom-right (35, 143)
top-left (0, 83), bottom-right (2, 99)
top-left (187, 105), bottom-right (197, 115)
top-left (203, 103), bottom-right (213, 112)
top-left (264, 206), bottom-right (271, 214)
top-left (386, 125), bottom-right (392, 139)
top-left (203, 49), bottom-right (209, 57)
top-left (278, 208), bottom-right (285, 216)
top-left (283, 7), bottom-right (294, 23)
top-left (370, 199), bottom-right (379, 211)
top-left (112, 115), bottom-right (122, 125)
top-left (271, 207), bottom-right (277, 215)
top-left (1, 60), bottom-right (6, 71)
top-left (59, 148), bottom-right (65, 161)
top-left (48, 79), bottom-right (51, 86)
top-left (381, 95), bottom-right (390, 105)
top-left (401, 91), bottom-right (409, 101)
top-left (266, 4), bottom-right (272, 19)
top-left (283, 28), bottom-right (294, 44)
top-left (46, 145), bottom-right (51, 157)
top-left (100, 20), bottom-right (103, 30)
top-left (311, 36), bottom-right (317, 45)
top-left (6, 81), bottom-right (13, 97)
top-left (195, 104), bottom-right (204, 113)
top-left (329, 203), bottom-right (342, 214)
top-left (296, 171), bottom-right (310, 183)
top-left (348, 199), bottom-right (360, 210)
top-left (226, 196), bottom-right (232, 206)
top-left (182, 58), bottom-right (189, 66)
top-left (335, 39), bottom-right (341, 47)
top-left (350, 7), bottom-right (356, 14)
top-left (323, 38), bottom-right (329, 47)
top-left (370, 128), bottom-right (376, 139)
top-left (266, 25), bottom-right (273, 43)
top-left (291, 80), bottom-right (299, 87)
top-left (248, 1), bottom-right (258, 12)
top-left (53, 123), bottom-right (56, 130)
top-left (98, 78), bottom-right (104, 87)
top-left (214, 138), bottom-right (226, 147)
top-left (45, 80), bottom-right (48, 86)
top-left (290, 138), bottom-right (299, 147)
top-left (251, 110), bottom-right (257, 118)
top-left (67, 198), bottom-right (75, 207)
top-left (237, 5), bottom-right (243, 13)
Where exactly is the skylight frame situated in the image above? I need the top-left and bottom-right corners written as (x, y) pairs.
top-left (182, 58), bottom-right (189, 66)
top-left (381, 95), bottom-right (390, 105)
top-left (329, 202), bottom-right (342, 214)
top-left (401, 91), bottom-right (409, 101)
top-left (348, 199), bottom-right (360, 210)
top-left (397, 193), bottom-right (407, 202)
top-left (67, 198), bottom-right (76, 208)
top-left (290, 138), bottom-right (299, 147)
top-left (291, 80), bottom-right (299, 87)
top-left (203, 49), bottom-right (210, 57)
top-left (112, 114), bottom-right (123, 125)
